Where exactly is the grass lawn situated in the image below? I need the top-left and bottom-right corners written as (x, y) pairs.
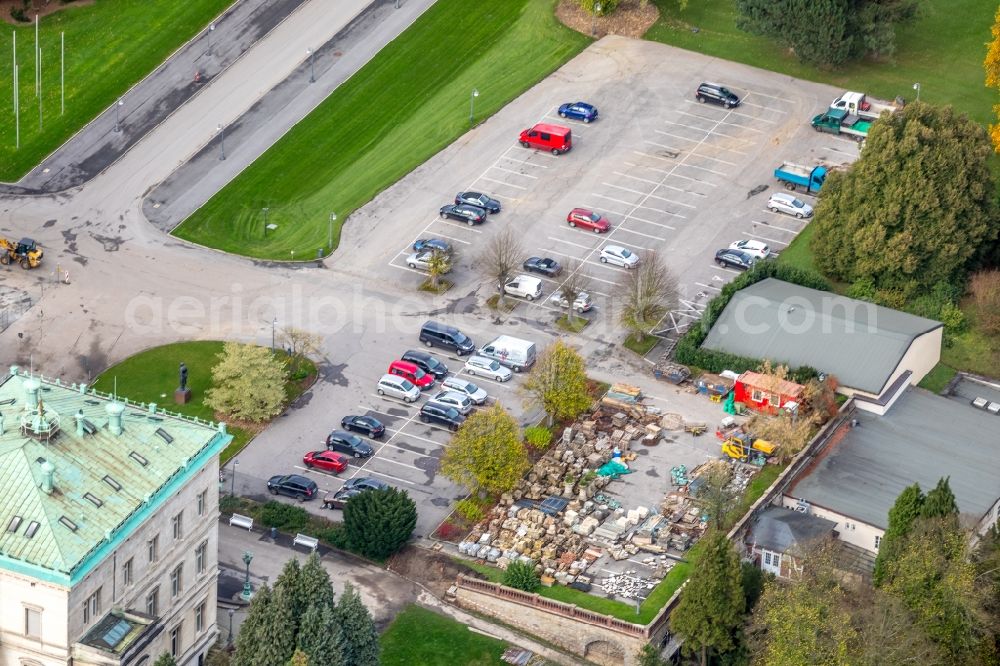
top-left (0, 0), bottom-right (233, 181)
top-left (380, 605), bottom-right (506, 666)
top-left (173, 0), bottom-right (589, 259)
top-left (555, 314), bottom-right (589, 333)
top-left (623, 333), bottom-right (659, 357)
top-left (775, 222), bottom-right (819, 275)
top-left (918, 363), bottom-right (958, 393)
top-left (645, 0), bottom-right (996, 124)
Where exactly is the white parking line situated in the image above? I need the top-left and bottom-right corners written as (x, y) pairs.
top-left (418, 231), bottom-right (473, 245)
top-left (747, 232), bottom-right (789, 245)
top-left (612, 227), bottom-right (667, 242)
top-left (370, 453), bottom-right (423, 470)
top-left (751, 221), bottom-right (799, 233)
top-left (663, 119), bottom-right (714, 133)
top-left (695, 282), bottom-right (722, 292)
top-left (609, 175), bottom-right (697, 208)
top-left (676, 163), bottom-right (727, 176)
top-left (604, 182), bottom-right (692, 210)
top-left (666, 171), bottom-right (719, 186)
top-left (490, 165), bottom-right (538, 179)
top-left (583, 205), bottom-right (676, 231)
top-left (690, 153), bottom-right (737, 166)
top-left (632, 148), bottom-right (687, 163)
top-left (476, 176), bottom-right (527, 190)
top-left (655, 129), bottom-right (700, 143)
top-left (498, 155), bottom-right (550, 167)
top-left (710, 264), bottom-right (742, 275)
top-left (740, 100), bottom-right (785, 112)
top-left (388, 262), bottom-right (432, 276)
top-left (362, 469), bottom-right (418, 486)
top-left (593, 192), bottom-right (686, 218)
top-left (547, 235), bottom-right (597, 251)
top-left (340, 406), bottom-right (422, 486)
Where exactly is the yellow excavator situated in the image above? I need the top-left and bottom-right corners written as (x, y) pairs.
top-left (721, 432), bottom-right (776, 463)
top-left (0, 237), bottom-right (43, 269)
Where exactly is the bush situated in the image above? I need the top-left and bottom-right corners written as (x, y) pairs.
top-left (503, 560), bottom-right (540, 592)
top-left (455, 498), bottom-right (485, 522)
top-left (524, 425), bottom-right (553, 449)
top-left (578, 0), bottom-right (620, 14)
top-left (970, 270), bottom-right (1000, 335)
top-left (11, 8), bottom-right (29, 22)
top-left (343, 488), bottom-right (417, 561)
top-left (259, 501), bottom-right (309, 531)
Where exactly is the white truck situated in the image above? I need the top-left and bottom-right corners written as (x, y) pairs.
top-left (829, 91), bottom-right (898, 121)
top-left (478, 335), bottom-right (537, 372)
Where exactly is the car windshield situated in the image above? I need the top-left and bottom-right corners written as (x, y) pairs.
top-left (486, 360), bottom-right (500, 371)
top-left (413, 368), bottom-right (426, 379)
top-left (588, 213), bottom-right (601, 222)
top-left (425, 357), bottom-right (442, 370)
top-left (720, 87), bottom-right (732, 96)
top-left (465, 382), bottom-right (480, 393)
top-left (792, 199), bottom-right (805, 208)
top-left (399, 379), bottom-right (415, 391)
top-left (454, 332), bottom-right (469, 345)
top-left (620, 249), bottom-right (632, 258)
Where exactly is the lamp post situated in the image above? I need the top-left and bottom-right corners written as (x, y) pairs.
top-left (307, 48), bottom-right (315, 83)
top-left (592, 2), bottom-right (602, 37)
top-left (240, 551), bottom-right (254, 601)
top-left (328, 212), bottom-right (336, 251)
top-left (208, 23), bottom-right (216, 56)
top-left (231, 459), bottom-right (238, 496)
top-left (113, 99), bottom-right (124, 132)
top-left (227, 608), bottom-right (235, 646)
top-left (913, 82), bottom-right (921, 102)
top-left (271, 317), bottom-right (277, 350)
top-left (469, 88), bottom-right (479, 125)
top-left (217, 124), bottom-right (225, 161)
top-left (262, 207), bottom-right (270, 236)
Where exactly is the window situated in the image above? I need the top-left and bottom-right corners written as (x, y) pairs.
top-left (751, 389), bottom-right (763, 402)
top-left (170, 564), bottom-right (183, 597)
top-left (875, 534), bottom-right (882, 550)
top-left (148, 534), bottom-right (159, 563)
top-left (24, 607), bottom-right (41, 638)
top-left (196, 541), bottom-right (207, 575)
top-left (123, 557), bottom-right (133, 587)
top-left (195, 601), bottom-right (206, 633)
top-left (768, 393), bottom-right (780, 406)
top-left (83, 588), bottom-right (102, 624)
top-left (170, 623), bottom-right (182, 656)
top-left (145, 587), bottom-right (159, 617)
top-left (197, 490), bottom-right (207, 516)
top-left (172, 512), bottom-right (183, 540)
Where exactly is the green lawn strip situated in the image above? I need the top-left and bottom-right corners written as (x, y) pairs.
top-left (623, 333), bottom-right (659, 357)
top-left (917, 363), bottom-right (958, 393)
top-left (555, 315), bottom-right (589, 333)
top-left (774, 221), bottom-right (818, 274)
top-left (645, 0), bottom-right (995, 124)
top-left (1, 0), bottom-right (234, 181)
top-left (380, 604), bottom-right (507, 666)
top-left (173, 0), bottom-right (590, 259)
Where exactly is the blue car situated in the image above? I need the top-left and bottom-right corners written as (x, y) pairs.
top-left (558, 102), bottom-right (598, 123)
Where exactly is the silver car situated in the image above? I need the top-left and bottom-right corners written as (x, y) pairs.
top-left (767, 192), bottom-right (813, 219)
top-left (548, 290), bottom-right (593, 313)
top-left (599, 244), bottom-right (639, 269)
top-left (406, 251), bottom-right (452, 273)
top-left (463, 355), bottom-right (513, 382)
top-left (428, 390), bottom-right (473, 415)
top-left (441, 376), bottom-right (489, 405)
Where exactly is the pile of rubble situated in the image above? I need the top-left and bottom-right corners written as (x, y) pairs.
top-left (599, 571), bottom-right (663, 600)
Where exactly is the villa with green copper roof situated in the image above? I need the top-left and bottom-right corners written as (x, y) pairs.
top-left (0, 366), bottom-right (231, 666)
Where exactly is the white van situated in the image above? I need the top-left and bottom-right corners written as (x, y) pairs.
top-left (376, 374), bottom-right (420, 403)
top-left (478, 335), bottom-right (537, 372)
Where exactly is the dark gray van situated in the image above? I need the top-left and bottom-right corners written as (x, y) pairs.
top-left (419, 320), bottom-right (475, 355)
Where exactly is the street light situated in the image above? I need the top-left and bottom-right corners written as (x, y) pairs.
top-left (217, 123), bottom-right (225, 161)
top-left (271, 317), bottom-right (277, 350)
top-left (592, 2), bottom-right (602, 37)
top-left (113, 99), bottom-right (124, 132)
top-left (230, 459), bottom-right (238, 496)
top-left (328, 212), bottom-right (336, 251)
top-left (469, 88), bottom-right (479, 125)
top-left (240, 551), bottom-right (254, 601)
top-left (307, 48), bottom-right (315, 83)
top-left (208, 23), bottom-right (216, 56)
top-left (913, 82), bottom-right (921, 102)
top-left (262, 207), bottom-right (270, 236)
top-left (227, 608), bottom-right (235, 646)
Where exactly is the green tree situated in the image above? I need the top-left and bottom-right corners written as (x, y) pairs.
top-left (336, 583), bottom-right (380, 666)
top-left (274, 558), bottom-right (303, 637)
top-left (502, 560), bottom-right (540, 592)
top-left (617, 251), bottom-right (677, 345)
top-left (254, 584), bottom-right (297, 666)
top-left (873, 483), bottom-right (925, 587)
top-left (985, 5), bottom-right (1000, 152)
top-left (441, 403), bottom-right (530, 496)
top-left (920, 476), bottom-right (959, 520)
top-left (205, 342), bottom-right (289, 422)
top-left (521, 340), bottom-right (592, 426)
top-left (287, 649), bottom-right (309, 666)
top-left (299, 553), bottom-right (336, 613)
top-left (233, 584), bottom-right (274, 666)
top-left (637, 643), bottom-right (669, 666)
top-left (342, 487), bottom-right (417, 560)
top-left (298, 604), bottom-right (341, 666)
top-left (670, 533), bottom-right (746, 666)
top-left (810, 102), bottom-right (997, 298)
top-left (153, 654), bottom-right (178, 666)
top-left (424, 249), bottom-right (453, 291)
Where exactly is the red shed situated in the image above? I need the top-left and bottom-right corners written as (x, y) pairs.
top-left (735, 371), bottom-right (804, 415)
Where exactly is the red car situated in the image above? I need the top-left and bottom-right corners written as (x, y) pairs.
top-left (566, 208), bottom-right (611, 233)
top-left (303, 450), bottom-right (349, 474)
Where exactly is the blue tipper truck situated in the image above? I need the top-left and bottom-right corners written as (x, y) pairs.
top-left (773, 162), bottom-right (827, 193)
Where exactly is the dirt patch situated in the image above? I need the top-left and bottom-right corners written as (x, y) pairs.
top-left (387, 545), bottom-right (483, 598)
top-left (554, 0), bottom-right (660, 40)
top-left (0, 0), bottom-right (95, 25)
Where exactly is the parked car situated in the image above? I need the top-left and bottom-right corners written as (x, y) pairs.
top-left (714, 249), bottom-right (757, 270)
top-left (439, 203), bottom-right (487, 226)
top-left (412, 238), bottom-right (452, 254)
top-left (463, 355), bottom-right (513, 382)
top-left (419, 402), bottom-right (466, 431)
top-left (549, 290), bottom-right (593, 313)
top-left (558, 101), bottom-right (598, 123)
top-left (441, 376), bottom-right (489, 405)
top-left (406, 251), bottom-right (451, 273)
top-left (455, 191), bottom-right (501, 214)
top-left (325, 430), bottom-right (374, 458)
top-left (518, 123), bottom-right (572, 155)
top-left (302, 450), bottom-right (349, 474)
top-left (388, 359), bottom-right (435, 390)
top-left (376, 374), bottom-right (420, 403)
top-left (502, 275), bottom-right (542, 301)
top-left (267, 474), bottom-right (318, 501)
top-left (566, 208), bottom-right (611, 233)
top-left (340, 414), bottom-right (386, 439)
top-left (767, 192), bottom-right (813, 218)
top-left (695, 82), bottom-right (740, 108)
top-left (401, 349), bottom-right (449, 380)
top-left (325, 477), bottom-right (390, 509)
top-left (600, 245), bottom-right (639, 269)
top-left (419, 320), bottom-right (475, 355)
top-left (428, 390), bottom-right (473, 415)
top-left (729, 239), bottom-right (770, 259)
top-left (479, 335), bottom-right (537, 372)
top-left (522, 256), bottom-right (562, 277)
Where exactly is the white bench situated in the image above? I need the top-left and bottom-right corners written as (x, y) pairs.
top-left (293, 533), bottom-right (319, 551)
top-left (229, 514), bottom-right (253, 531)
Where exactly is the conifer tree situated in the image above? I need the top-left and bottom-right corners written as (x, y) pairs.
top-left (342, 487), bottom-right (417, 561)
top-left (336, 584), bottom-right (380, 666)
top-left (920, 477), bottom-right (959, 520)
top-left (874, 483), bottom-right (925, 587)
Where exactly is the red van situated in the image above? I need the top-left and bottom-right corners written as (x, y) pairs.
top-left (519, 123), bottom-right (572, 155)
top-left (388, 360), bottom-right (435, 390)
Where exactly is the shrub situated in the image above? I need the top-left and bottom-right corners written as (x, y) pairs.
top-left (578, 0), bottom-right (620, 14)
top-left (970, 270), bottom-right (1000, 335)
top-left (845, 278), bottom-right (877, 301)
top-left (342, 488), bottom-right (417, 561)
top-left (455, 498), bottom-right (485, 522)
top-left (503, 560), bottom-right (541, 592)
top-left (259, 501), bottom-right (309, 531)
top-left (524, 425), bottom-right (553, 449)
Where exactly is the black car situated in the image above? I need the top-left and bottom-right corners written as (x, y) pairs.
top-left (419, 402), bottom-right (465, 431)
top-left (522, 256), bottom-right (562, 277)
top-left (401, 349), bottom-right (449, 380)
top-left (455, 191), bottom-right (501, 214)
top-left (420, 320), bottom-right (475, 355)
top-left (324, 477), bottom-right (390, 509)
top-left (439, 203), bottom-right (487, 226)
top-left (267, 474), bottom-right (318, 501)
top-left (696, 82), bottom-right (740, 109)
top-left (325, 430), bottom-right (375, 458)
top-left (714, 249), bottom-right (757, 270)
top-left (412, 238), bottom-right (452, 254)
top-left (340, 414), bottom-right (386, 439)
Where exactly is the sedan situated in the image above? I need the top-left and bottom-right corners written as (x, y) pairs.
top-left (302, 450), bottom-right (349, 474)
top-left (340, 414), bottom-right (386, 439)
top-left (325, 430), bottom-right (374, 458)
top-left (463, 355), bottom-right (513, 382)
top-left (267, 474), bottom-right (318, 501)
top-left (523, 256), bottom-right (562, 277)
top-left (439, 203), bottom-right (487, 226)
top-left (428, 390), bottom-right (473, 415)
top-left (549, 290), bottom-right (593, 313)
top-left (566, 208), bottom-right (610, 233)
top-left (401, 349), bottom-right (449, 380)
top-left (441, 376), bottom-right (489, 405)
top-left (406, 251), bottom-right (451, 273)
top-left (558, 101), bottom-right (598, 123)
top-left (419, 402), bottom-right (466, 431)
top-left (715, 249), bottom-right (757, 270)
top-left (412, 238), bottom-right (452, 254)
top-left (729, 239), bottom-right (770, 259)
top-left (324, 477), bottom-right (390, 510)
top-left (600, 245), bottom-right (639, 269)
top-left (455, 191), bottom-right (501, 214)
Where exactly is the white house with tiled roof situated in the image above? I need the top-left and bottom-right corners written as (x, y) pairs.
top-left (0, 367), bottom-right (231, 666)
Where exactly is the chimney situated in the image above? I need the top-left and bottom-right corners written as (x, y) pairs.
top-left (148, 402), bottom-right (157, 415)
top-left (105, 401), bottom-right (125, 436)
top-left (218, 421), bottom-right (227, 435)
top-left (23, 377), bottom-right (41, 409)
top-left (40, 461), bottom-right (55, 494)
top-left (75, 410), bottom-right (85, 436)
top-left (9, 365), bottom-right (19, 377)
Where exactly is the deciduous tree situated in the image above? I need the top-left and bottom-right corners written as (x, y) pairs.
top-left (553, 259), bottom-right (591, 325)
top-left (205, 342), bottom-right (289, 423)
top-left (986, 6), bottom-right (1000, 152)
top-left (153, 654), bottom-right (178, 666)
top-left (425, 248), bottom-right (453, 291)
top-left (342, 487), bottom-right (417, 560)
top-left (617, 250), bottom-right (677, 344)
top-left (336, 584), bottom-right (380, 666)
top-left (278, 327), bottom-right (322, 375)
top-left (441, 403), bottom-right (529, 496)
top-left (478, 228), bottom-right (524, 310)
top-left (970, 270), bottom-right (1000, 335)
top-left (874, 483), bottom-right (925, 587)
top-left (521, 340), bottom-right (592, 426)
